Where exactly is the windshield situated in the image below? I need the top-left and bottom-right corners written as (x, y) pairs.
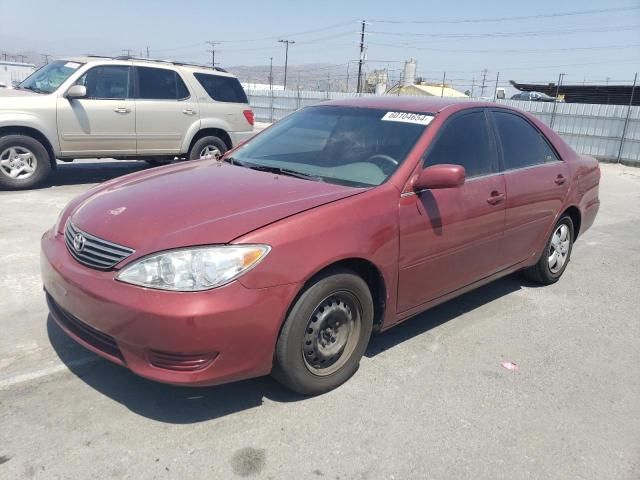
top-left (18, 60), bottom-right (84, 94)
top-left (232, 106), bottom-right (432, 187)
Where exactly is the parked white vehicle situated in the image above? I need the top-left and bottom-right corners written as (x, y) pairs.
top-left (0, 56), bottom-right (255, 189)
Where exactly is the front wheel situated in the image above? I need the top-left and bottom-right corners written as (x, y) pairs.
top-left (0, 134), bottom-right (52, 190)
top-left (523, 215), bottom-right (574, 285)
top-left (188, 136), bottom-right (227, 161)
top-left (272, 269), bottom-right (374, 395)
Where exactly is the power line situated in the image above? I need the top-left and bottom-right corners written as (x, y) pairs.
top-left (369, 5), bottom-right (640, 24)
top-left (365, 42), bottom-right (640, 54)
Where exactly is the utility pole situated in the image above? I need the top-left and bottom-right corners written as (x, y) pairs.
top-left (146, 46), bottom-right (150, 58)
top-left (471, 77), bottom-right (475, 97)
top-left (42, 54), bottom-right (51, 64)
top-left (480, 69), bottom-right (488, 98)
top-left (493, 72), bottom-right (500, 101)
top-left (278, 39), bottom-right (295, 90)
top-left (616, 72), bottom-right (637, 163)
top-left (269, 57), bottom-right (273, 91)
top-left (206, 41), bottom-right (219, 68)
top-left (441, 71), bottom-right (446, 97)
top-left (550, 72), bottom-right (565, 128)
top-left (122, 49), bottom-right (131, 57)
top-left (356, 20), bottom-right (366, 94)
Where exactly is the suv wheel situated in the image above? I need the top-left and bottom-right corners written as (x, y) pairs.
top-left (272, 269), bottom-right (374, 395)
top-left (188, 136), bottom-right (227, 161)
top-left (0, 135), bottom-right (52, 190)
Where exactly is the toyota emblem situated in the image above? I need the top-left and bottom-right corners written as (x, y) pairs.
top-left (73, 233), bottom-right (86, 252)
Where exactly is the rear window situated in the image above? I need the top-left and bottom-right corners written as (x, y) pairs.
top-left (193, 73), bottom-right (248, 103)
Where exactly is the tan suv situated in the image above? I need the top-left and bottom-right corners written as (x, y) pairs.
top-left (0, 56), bottom-right (255, 189)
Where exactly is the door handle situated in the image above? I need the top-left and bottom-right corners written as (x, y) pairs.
top-left (113, 107), bottom-right (130, 113)
top-left (487, 191), bottom-right (505, 205)
top-left (554, 174), bottom-right (567, 185)
top-left (182, 109), bottom-right (196, 115)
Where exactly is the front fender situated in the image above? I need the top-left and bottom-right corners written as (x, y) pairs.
top-left (0, 112), bottom-right (60, 153)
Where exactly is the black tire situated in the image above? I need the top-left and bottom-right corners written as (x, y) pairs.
top-left (272, 268), bottom-right (374, 395)
top-left (523, 215), bottom-right (574, 285)
top-left (188, 136), bottom-right (227, 161)
top-left (0, 134), bottom-right (52, 190)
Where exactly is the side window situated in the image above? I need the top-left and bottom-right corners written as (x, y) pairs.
top-left (424, 111), bottom-right (494, 178)
top-left (75, 66), bottom-right (130, 100)
top-left (136, 67), bottom-right (189, 100)
top-left (193, 73), bottom-right (249, 103)
top-left (492, 111), bottom-right (559, 170)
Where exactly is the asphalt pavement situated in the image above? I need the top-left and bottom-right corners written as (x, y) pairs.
top-left (0, 160), bottom-right (639, 479)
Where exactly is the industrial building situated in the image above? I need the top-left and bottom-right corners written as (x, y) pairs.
top-left (386, 58), bottom-right (468, 98)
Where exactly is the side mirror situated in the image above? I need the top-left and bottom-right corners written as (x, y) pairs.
top-left (66, 85), bottom-right (87, 99)
top-left (413, 164), bottom-right (465, 190)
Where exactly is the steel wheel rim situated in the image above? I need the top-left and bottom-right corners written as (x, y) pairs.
top-left (0, 146), bottom-right (38, 180)
top-left (199, 145), bottom-right (222, 160)
top-left (302, 291), bottom-right (362, 376)
top-left (548, 223), bottom-right (570, 274)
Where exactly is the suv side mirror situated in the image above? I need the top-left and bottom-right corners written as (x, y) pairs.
top-left (413, 164), bottom-right (465, 190)
top-left (66, 85), bottom-right (87, 99)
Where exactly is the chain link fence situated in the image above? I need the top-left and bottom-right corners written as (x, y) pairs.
top-left (246, 89), bottom-right (640, 166)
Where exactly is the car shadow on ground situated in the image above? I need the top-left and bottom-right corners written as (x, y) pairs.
top-left (49, 161), bottom-right (152, 187)
top-left (47, 273), bottom-right (538, 424)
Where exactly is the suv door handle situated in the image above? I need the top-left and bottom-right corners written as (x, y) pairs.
top-left (113, 107), bottom-right (130, 114)
top-left (183, 109), bottom-right (196, 115)
top-left (554, 174), bottom-right (567, 185)
top-left (487, 191), bottom-right (505, 205)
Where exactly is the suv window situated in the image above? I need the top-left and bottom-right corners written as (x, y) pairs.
top-left (193, 73), bottom-right (248, 103)
top-left (136, 66), bottom-right (189, 100)
top-left (76, 66), bottom-right (130, 99)
top-left (492, 111), bottom-right (559, 170)
top-left (424, 110), bottom-right (494, 178)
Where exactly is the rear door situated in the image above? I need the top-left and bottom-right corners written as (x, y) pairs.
top-left (57, 64), bottom-right (136, 156)
top-left (134, 66), bottom-right (199, 155)
top-left (489, 109), bottom-right (570, 266)
top-left (397, 109), bottom-right (506, 312)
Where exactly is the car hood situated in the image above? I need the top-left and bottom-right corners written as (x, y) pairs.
top-left (70, 160), bottom-right (367, 256)
top-left (0, 88), bottom-right (41, 98)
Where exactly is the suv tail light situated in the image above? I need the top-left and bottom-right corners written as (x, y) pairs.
top-left (243, 109), bottom-right (255, 126)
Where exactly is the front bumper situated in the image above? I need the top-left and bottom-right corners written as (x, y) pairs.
top-left (41, 228), bottom-right (300, 386)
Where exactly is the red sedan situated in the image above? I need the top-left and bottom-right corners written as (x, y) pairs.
top-left (41, 97), bottom-right (600, 395)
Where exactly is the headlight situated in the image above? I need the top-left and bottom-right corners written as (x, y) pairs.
top-left (116, 245), bottom-right (270, 291)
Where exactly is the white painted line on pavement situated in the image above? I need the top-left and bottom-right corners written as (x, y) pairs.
top-left (0, 356), bottom-right (100, 389)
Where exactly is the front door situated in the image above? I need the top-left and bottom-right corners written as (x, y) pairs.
top-left (133, 66), bottom-right (199, 155)
top-left (57, 65), bottom-right (136, 156)
top-left (398, 109), bottom-right (506, 312)
top-left (489, 109), bottom-right (571, 265)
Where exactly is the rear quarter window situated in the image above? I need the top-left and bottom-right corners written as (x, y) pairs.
top-left (193, 73), bottom-right (248, 103)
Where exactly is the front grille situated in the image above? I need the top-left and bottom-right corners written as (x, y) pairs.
top-left (64, 221), bottom-right (134, 270)
top-left (46, 293), bottom-right (124, 363)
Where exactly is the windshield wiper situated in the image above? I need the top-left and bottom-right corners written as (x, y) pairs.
top-left (16, 85), bottom-right (47, 94)
top-left (225, 157), bottom-right (322, 182)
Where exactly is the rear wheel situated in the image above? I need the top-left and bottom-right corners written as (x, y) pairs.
top-left (523, 215), bottom-right (574, 285)
top-left (0, 134), bottom-right (52, 190)
top-left (188, 136), bottom-right (227, 161)
top-left (272, 269), bottom-right (374, 395)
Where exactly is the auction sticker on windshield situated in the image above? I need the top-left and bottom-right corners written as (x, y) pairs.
top-left (381, 111), bottom-right (434, 125)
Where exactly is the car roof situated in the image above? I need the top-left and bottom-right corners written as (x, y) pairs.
top-left (57, 56), bottom-right (238, 78)
top-left (320, 96), bottom-right (493, 114)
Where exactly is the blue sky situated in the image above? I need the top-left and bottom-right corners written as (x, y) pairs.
top-left (1, 0), bottom-right (639, 87)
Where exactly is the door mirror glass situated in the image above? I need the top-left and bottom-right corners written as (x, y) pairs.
top-left (414, 164), bottom-right (465, 190)
top-left (66, 85), bottom-right (87, 99)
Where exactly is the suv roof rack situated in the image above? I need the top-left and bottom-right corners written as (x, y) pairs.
top-left (111, 55), bottom-right (227, 72)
